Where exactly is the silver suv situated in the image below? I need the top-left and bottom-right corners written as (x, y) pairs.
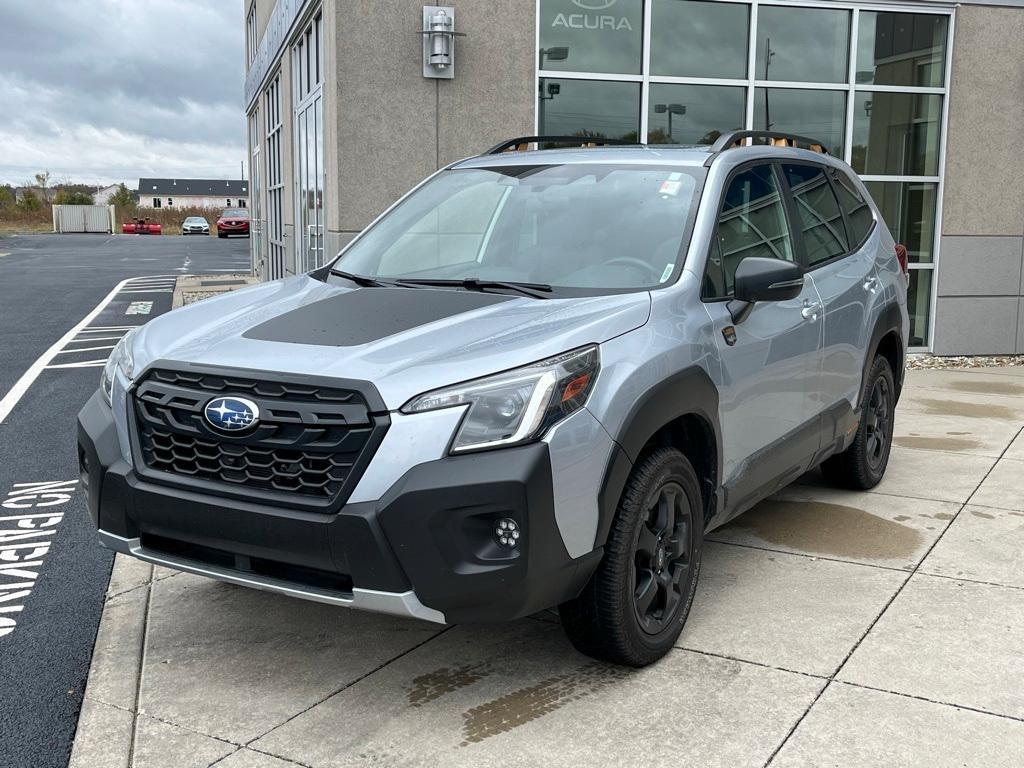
top-left (78, 131), bottom-right (908, 666)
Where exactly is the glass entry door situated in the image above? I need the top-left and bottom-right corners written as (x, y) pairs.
top-left (293, 13), bottom-right (324, 274)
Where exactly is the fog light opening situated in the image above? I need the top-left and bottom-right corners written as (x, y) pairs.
top-left (494, 518), bottom-right (521, 548)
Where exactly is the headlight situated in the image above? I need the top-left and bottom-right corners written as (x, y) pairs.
top-left (402, 345), bottom-right (600, 453)
top-left (100, 328), bottom-right (138, 407)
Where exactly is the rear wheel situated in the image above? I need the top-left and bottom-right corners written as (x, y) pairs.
top-left (822, 355), bottom-right (896, 490)
top-left (560, 447), bottom-right (703, 667)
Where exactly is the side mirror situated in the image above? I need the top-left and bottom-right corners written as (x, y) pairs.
top-left (728, 257), bottom-right (804, 323)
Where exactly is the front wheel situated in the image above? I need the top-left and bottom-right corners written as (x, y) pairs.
top-left (822, 354), bottom-right (896, 490)
top-left (560, 447), bottom-right (703, 667)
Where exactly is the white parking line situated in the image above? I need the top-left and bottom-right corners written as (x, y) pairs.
top-left (44, 361), bottom-right (107, 370)
top-left (55, 345), bottom-right (116, 355)
top-left (0, 278), bottom-right (132, 424)
top-left (65, 336), bottom-right (123, 343)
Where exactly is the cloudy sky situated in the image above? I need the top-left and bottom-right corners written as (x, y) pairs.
top-left (0, 1), bottom-right (245, 187)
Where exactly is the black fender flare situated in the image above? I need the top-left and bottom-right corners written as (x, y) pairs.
top-left (862, 302), bottom-right (905, 405)
top-left (595, 366), bottom-right (723, 547)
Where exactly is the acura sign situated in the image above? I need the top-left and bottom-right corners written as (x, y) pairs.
top-left (553, 0), bottom-right (633, 32)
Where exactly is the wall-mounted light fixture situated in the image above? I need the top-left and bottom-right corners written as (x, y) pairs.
top-left (422, 6), bottom-right (464, 79)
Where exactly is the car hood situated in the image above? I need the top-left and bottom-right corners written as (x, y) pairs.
top-left (132, 275), bottom-right (652, 409)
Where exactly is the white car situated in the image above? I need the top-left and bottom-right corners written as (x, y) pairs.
top-left (181, 216), bottom-right (210, 235)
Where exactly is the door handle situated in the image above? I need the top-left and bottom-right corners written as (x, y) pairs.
top-left (801, 300), bottom-right (821, 321)
top-left (863, 276), bottom-right (878, 293)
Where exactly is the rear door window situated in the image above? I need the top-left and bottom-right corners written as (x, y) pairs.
top-left (830, 169), bottom-right (874, 247)
top-left (783, 163), bottom-right (848, 267)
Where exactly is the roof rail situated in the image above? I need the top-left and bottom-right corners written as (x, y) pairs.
top-left (708, 130), bottom-right (830, 156)
top-left (486, 135), bottom-right (630, 155)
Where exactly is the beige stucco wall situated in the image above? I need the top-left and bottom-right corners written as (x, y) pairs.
top-left (942, 4), bottom-right (1024, 237)
top-left (934, 4), bottom-right (1024, 354)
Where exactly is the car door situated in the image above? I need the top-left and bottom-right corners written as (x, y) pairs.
top-left (780, 162), bottom-right (879, 436)
top-left (701, 162), bottom-right (823, 517)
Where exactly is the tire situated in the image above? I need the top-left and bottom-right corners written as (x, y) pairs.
top-left (821, 354), bottom-right (896, 490)
top-left (559, 447), bottom-right (704, 667)
top-left (217, 233), bottom-right (226, 239)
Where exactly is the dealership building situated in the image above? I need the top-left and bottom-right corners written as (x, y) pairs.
top-left (243, 0), bottom-right (1024, 354)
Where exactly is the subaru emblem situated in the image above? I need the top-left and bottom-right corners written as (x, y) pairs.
top-left (203, 396), bottom-right (259, 434)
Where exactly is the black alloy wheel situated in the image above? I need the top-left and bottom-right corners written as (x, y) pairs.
top-left (632, 481), bottom-right (692, 635)
top-left (864, 375), bottom-right (891, 471)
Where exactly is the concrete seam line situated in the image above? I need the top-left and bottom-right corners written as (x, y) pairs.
top-left (703, 538), bottom-right (913, 575)
top-left (835, 680), bottom-right (1024, 725)
top-left (673, 645), bottom-right (829, 682)
top-left (0, 276), bottom-right (131, 425)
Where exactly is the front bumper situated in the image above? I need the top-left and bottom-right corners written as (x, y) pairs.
top-left (78, 391), bottom-right (599, 624)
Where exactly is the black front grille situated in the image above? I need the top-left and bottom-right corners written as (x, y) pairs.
top-left (132, 368), bottom-right (387, 509)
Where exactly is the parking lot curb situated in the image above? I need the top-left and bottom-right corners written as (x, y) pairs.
top-left (172, 274), bottom-right (258, 309)
top-left (69, 555), bottom-right (152, 768)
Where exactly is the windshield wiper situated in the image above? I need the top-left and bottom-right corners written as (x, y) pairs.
top-left (394, 277), bottom-right (553, 299)
top-left (330, 269), bottom-right (408, 288)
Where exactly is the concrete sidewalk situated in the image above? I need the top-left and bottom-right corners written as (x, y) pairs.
top-left (69, 367), bottom-right (1024, 767)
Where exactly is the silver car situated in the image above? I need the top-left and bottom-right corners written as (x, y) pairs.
top-left (181, 216), bottom-right (209, 235)
top-left (79, 131), bottom-right (908, 666)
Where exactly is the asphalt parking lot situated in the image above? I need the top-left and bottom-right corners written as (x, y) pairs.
top-left (69, 367), bottom-right (1024, 767)
top-left (0, 233), bottom-right (250, 768)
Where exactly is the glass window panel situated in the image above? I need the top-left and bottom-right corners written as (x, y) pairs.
top-left (756, 6), bottom-right (850, 83)
top-left (708, 165), bottom-right (795, 298)
top-left (831, 169), bottom-right (874, 245)
top-left (852, 92), bottom-right (942, 176)
top-left (856, 12), bottom-right (948, 88)
top-left (783, 164), bottom-right (848, 266)
top-left (647, 84), bottom-right (745, 145)
top-left (651, 0), bottom-right (748, 79)
top-left (538, 79), bottom-right (641, 142)
top-left (907, 269), bottom-right (932, 347)
top-left (864, 181), bottom-right (937, 263)
top-left (539, 0), bottom-right (643, 75)
top-left (753, 88), bottom-right (846, 157)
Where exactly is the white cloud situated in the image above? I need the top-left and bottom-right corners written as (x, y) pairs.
top-left (0, 0), bottom-right (245, 186)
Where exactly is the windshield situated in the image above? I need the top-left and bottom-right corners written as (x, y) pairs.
top-left (222, 209), bottom-right (247, 218)
top-left (332, 164), bottom-right (704, 293)
top-left (185, 217), bottom-right (205, 223)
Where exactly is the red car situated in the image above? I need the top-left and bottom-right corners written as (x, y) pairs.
top-left (122, 218), bottom-right (162, 235)
top-left (216, 209), bottom-right (250, 238)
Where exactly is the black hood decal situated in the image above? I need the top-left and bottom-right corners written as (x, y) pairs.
top-left (242, 287), bottom-right (513, 347)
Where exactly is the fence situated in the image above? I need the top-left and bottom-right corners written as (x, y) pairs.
top-left (52, 205), bottom-right (115, 234)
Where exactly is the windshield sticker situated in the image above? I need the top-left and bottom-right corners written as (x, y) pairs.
top-left (668, 172), bottom-right (682, 181)
top-left (659, 180), bottom-right (682, 197)
top-left (660, 264), bottom-right (674, 283)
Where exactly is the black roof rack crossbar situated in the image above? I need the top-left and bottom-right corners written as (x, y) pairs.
top-left (708, 130), bottom-right (830, 156)
top-left (486, 135), bottom-right (631, 155)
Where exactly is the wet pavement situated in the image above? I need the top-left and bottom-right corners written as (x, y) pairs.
top-left (69, 366), bottom-right (1024, 767)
